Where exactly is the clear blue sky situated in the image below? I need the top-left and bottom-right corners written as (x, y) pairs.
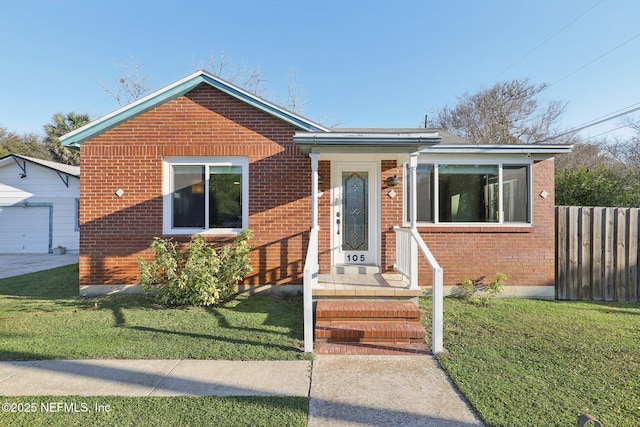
top-left (1, 0), bottom-right (638, 141)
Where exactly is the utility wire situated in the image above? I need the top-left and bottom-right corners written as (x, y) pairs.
top-left (547, 31), bottom-right (640, 88)
top-left (493, 0), bottom-right (604, 80)
top-left (577, 101), bottom-right (640, 128)
top-left (582, 124), bottom-right (629, 141)
top-left (537, 104), bottom-right (640, 142)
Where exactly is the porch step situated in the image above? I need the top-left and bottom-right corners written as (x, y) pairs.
top-left (315, 342), bottom-right (431, 356)
top-left (315, 300), bottom-right (421, 322)
top-left (314, 300), bottom-right (430, 355)
top-left (315, 321), bottom-right (426, 343)
top-left (331, 264), bottom-right (380, 275)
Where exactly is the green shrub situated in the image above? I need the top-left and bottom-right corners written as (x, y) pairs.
top-left (139, 230), bottom-right (253, 306)
top-left (457, 272), bottom-right (506, 306)
top-left (460, 277), bottom-right (475, 299)
top-left (479, 272), bottom-right (506, 306)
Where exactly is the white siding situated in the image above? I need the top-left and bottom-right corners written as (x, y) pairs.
top-left (0, 160), bottom-right (79, 253)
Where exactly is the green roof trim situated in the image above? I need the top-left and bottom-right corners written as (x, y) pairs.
top-left (60, 70), bottom-right (329, 147)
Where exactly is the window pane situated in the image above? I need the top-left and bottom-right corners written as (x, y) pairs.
top-left (438, 164), bottom-right (499, 222)
top-left (342, 171), bottom-right (369, 250)
top-left (503, 165), bottom-right (529, 222)
top-left (209, 165), bottom-right (243, 229)
top-left (173, 166), bottom-right (205, 228)
top-left (405, 164), bottom-right (434, 222)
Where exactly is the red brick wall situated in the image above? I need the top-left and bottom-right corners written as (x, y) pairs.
top-left (416, 159), bottom-right (556, 287)
top-left (79, 84), bottom-right (311, 286)
top-left (318, 160), bottom-right (332, 273)
top-left (380, 160), bottom-right (403, 272)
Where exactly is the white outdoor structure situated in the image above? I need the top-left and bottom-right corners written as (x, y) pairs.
top-left (0, 154), bottom-right (80, 253)
top-left (298, 132), bottom-right (445, 355)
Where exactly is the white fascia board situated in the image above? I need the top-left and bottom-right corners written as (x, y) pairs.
top-left (422, 144), bottom-right (574, 154)
top-left (294, 132), bottom-right (440, 145)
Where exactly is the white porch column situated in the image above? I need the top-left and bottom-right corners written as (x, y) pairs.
top-left (310, 152), bottom-right (319, 230)
top-left (303, 152), bottom-right (320, 353)
top-left (408, 153), bottom-right (419, 289)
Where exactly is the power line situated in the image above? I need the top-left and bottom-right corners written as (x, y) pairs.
top-left (570, 101), bottom-right (640, 130)
top-left (564, 105), bottom-right (640, 136)
top-left (493, 0), bottom-right (604, 80)
top-left (548, 31), bottom-right (640, 88)
top-left (537, 103), bottom-right (640, 142)
top-left (582, 124), bottom-right (629, 141)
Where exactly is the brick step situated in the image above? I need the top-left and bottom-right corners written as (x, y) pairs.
top-left (315, 342), bottom-right (431, 356)
top-left (315, 321), bottom-right (426, 343)
top-left (315, 300), bottom-right (421, 322)
top-left (314, 299), bottom-right (429, 355)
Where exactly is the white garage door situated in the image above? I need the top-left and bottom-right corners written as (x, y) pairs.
top-left (0, 206), bottom-right (50, 253)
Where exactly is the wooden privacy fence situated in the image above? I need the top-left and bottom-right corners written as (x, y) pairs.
top-left (556, 206), bottom-right (640, 301)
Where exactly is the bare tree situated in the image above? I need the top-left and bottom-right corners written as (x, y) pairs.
top-left (195, 53), bottom-right (307, 113)
top-left (285, 68), bottom-right (307, 114)
top-left (435, 78), bottom-right (567, 144)
top-left (98, 57), bottom-right (149, 106)
top-left (101, 53), bottom-right (310, 117)
top-left (198, 52), bottom-right (267, 97)
top-left (555, 139), bottom-right (613, 171)
top-left (601, 115), bottom-right (640, 169)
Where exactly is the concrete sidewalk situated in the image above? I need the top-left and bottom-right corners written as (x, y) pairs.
top-left (0, 359), bottom-right (311, 397)
top-left (0, 357), bottom-right (483, 426)
top-left (0, 253), bottom-right (79, 279)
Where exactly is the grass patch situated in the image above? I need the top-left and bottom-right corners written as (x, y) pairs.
top-left (420, 297), bottom-right (640, 426)
top-left (0, 265), bottom-right (309, 360)
top-left (0, 396), bottom-right (307, 427)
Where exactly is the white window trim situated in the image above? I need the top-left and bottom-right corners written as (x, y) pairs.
top-left (163, 156), bottom-right (249, 235)
top-left (404, 157), bottom-right (534, 227)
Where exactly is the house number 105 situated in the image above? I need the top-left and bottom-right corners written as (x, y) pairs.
top-left (346, 254), bottom-right (365, 262)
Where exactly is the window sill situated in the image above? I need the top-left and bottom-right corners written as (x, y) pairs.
top-left (415, 224), bottom-right (533, 233)
top-left (163, 228), bottom-right (243, 236)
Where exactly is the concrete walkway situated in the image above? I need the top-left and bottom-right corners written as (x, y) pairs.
top-left (0, 356), bottom-right (483, 426)
top-left (0, 253), bottom-right (79, 279)
top-left (309, 356), bottom-right (483, 426)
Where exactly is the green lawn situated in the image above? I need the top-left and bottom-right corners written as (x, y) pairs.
top-left (0, 265), bottom-right (309, 361)
top-left (420, 297), bottom-right (640, 427)
top-left (6, 265), bottom-right (640, 425)
top-left (0, 396), bottom-right (307, 427)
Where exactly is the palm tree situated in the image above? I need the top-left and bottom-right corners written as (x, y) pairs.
top-left (44, 112), bottom-right (89, 165)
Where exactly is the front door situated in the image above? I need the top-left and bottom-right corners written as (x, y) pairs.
top-left (333, 162), bottom-right (378, 266)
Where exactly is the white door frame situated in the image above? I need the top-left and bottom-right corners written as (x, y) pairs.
top-left (331, 161), bottom-right (380, 266)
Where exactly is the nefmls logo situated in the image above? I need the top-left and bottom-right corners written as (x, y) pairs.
top-left (41, 402), bottom-right (90, 413)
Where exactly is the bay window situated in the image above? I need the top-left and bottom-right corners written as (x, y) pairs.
top-left (406, 162), bottom-right (531, 225)
top-left (164, 157), bottom-right (248, 234)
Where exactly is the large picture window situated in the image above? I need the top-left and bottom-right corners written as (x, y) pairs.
top-left (164, 157), bottom-right (248, 234)
top-left (406, 162), bottom-right (531, 225)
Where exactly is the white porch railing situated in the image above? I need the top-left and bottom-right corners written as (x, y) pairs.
top-left (393, 226), bottom-right (444, 354)
top-left (394, 226), bottom-right (413, 284)
top-left (302, 226), bottom-right (319, 353)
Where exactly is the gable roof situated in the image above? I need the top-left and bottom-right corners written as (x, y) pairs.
top-left (60, 70), bottom-right (331, 148)
top-left (0, 154), bottom-right (80, 177)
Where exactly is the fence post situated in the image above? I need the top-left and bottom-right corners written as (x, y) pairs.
top-left (556, 207), bottom-right (567, 300)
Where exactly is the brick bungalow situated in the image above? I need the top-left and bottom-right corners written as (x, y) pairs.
top-left (61, 70), bottom-right (572, 354)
